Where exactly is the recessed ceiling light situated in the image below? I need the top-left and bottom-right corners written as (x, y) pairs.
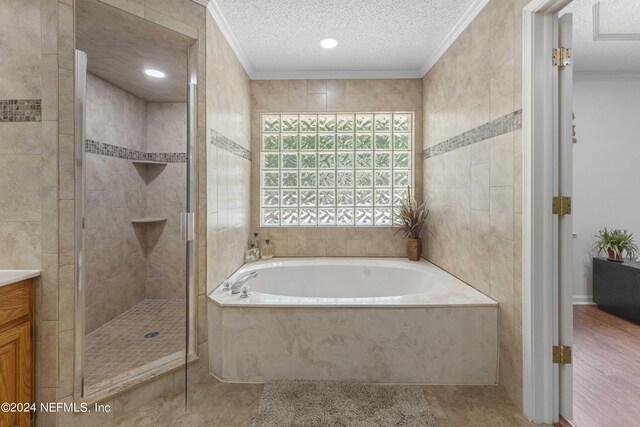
top-left (144, 69), bottom-right (166, 78)
top-left (320, 37), bottom-right (338, 49)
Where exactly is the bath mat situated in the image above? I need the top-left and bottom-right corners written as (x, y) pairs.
top-left (250, 380), bottom-right (437, 427)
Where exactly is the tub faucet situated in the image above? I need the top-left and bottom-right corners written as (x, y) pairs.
top-left (223, 271), bottom-right (258, 294)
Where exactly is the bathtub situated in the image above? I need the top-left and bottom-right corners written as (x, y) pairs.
top-left (208, 258), bottom-right (498, 384)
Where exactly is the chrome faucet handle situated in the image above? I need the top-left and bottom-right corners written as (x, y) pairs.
top-left (222, 280), bottom-right (231, 291)
top-left (240, 285), bottom-right (250, 298)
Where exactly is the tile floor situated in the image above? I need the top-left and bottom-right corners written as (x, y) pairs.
top-left (110, 378), bottom-right (544, 427)
top-left (84, 299), bottom-right (185, 392)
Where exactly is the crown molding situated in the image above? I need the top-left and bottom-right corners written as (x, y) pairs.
top-left (251, 69), bottom-right (423, 80)
top-left (418, 0), bottom-right (490, 77)
top-left (208, 0), bottom-right (490, 81)
top-left (206, 0), bottom-right (254, 77)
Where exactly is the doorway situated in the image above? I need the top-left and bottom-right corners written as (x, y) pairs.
top-left (559, 2), bottom-right (640, 425)
top-left (523, 0), bottom-right (640, 424)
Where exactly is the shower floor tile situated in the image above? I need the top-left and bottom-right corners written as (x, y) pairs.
top-left (84, 299), bottom-right (185, 391)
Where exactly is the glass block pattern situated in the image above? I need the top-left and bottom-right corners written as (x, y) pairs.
top-left (260, 113), bottom-right (413, 227)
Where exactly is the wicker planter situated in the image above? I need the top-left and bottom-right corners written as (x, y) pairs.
top-left (406, 238), bottom-right (422, 261)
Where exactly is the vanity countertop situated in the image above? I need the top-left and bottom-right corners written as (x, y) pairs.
top-left (0, 270), bottom-right (41, 288)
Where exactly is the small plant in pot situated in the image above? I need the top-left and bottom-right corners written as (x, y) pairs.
top-left (395, 187), bottom-right (429, 261)
top-left (593, 228), bottom-right (639, 262)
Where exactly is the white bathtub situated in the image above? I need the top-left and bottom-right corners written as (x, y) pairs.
top-left (208, 258), bottom-right (498, 384)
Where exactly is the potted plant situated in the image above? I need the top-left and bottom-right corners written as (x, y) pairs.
top-left (592, 228), bottom-right (639, 262)
top-left (395, 187), bottom-right (429, 261)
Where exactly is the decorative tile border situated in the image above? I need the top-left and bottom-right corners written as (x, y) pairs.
top-left (210, 129), bottom-right (252, 161)
top-left (85, 139), bottom-right (186, 163)
top-left (0, 99), bottom-right (42, 122)
top-left (423, 109), bottom-right (522, 159)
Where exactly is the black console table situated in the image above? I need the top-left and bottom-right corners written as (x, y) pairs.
top-left (593, 257), bottom-right (640, 324)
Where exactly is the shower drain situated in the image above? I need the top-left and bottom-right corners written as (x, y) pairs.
top-left (144, 331), bottom-right (160, 339)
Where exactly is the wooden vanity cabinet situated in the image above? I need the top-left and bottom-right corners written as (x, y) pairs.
top-left (0, 279), bottom-right (32, 427)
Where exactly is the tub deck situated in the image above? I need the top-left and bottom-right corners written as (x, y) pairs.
top-left (208, 258), bottom-right (498, 385)
top-left (208, 258), bottom-right (496, 308)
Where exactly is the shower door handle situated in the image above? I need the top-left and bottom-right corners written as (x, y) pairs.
top-left (180, 212), bottom-right (195, 242)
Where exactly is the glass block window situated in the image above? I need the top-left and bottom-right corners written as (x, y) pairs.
top-left (260, 112), bottom-right (413, 227)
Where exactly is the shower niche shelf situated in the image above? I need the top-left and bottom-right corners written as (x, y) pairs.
top-left (131, 160), bottom-right (168, 166)
top-left (132, 160), bottom-right (167, 184)
top-left (131, 217), bottom-right (167, 224)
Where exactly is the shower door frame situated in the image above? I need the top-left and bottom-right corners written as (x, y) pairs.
top-left (73, 49), bottom-right (87, 399)
top-left (73, 47), bottom-right (198, 402)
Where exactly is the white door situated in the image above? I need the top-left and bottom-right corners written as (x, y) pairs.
top-left (557, 12), bottom-right (574, 422)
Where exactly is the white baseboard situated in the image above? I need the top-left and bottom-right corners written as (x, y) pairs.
top-left (573, 295), bottom-right (595, 305)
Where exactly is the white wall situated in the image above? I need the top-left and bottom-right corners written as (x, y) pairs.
top-left (572, 75), bottom-right (640, 303)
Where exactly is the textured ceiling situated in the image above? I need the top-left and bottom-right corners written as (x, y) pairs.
top-left (76, 0), bottom-right (194, 102)
top-left (561, 0), bottom-right (640, 72)
top-left (215, 0), bottom-right (477, 76)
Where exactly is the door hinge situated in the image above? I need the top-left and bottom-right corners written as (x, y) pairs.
top-left (553, 345), bottom-right (572, 365)
top-left (180, 212), bottom-right (195, 242)
top-left (552, 196), bottom-right (572, 215)
top-left (553, 47), bottom-right (571, 67)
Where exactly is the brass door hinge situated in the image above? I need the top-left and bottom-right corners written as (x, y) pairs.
top-left (552, 196), bottom-right (572, 215)
top-left (553, 345), bottom-right (572, 365)
top-left (553, 47), bottom-right (571, 67)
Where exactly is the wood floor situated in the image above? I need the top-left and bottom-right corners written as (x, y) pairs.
top-left (571, 305), bottom-right (640, 427)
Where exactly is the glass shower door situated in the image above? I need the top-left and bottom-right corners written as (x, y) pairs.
top-left (74, 6), bottom-right (197, 402)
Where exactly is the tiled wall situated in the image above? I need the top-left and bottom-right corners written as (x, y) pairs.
top-left (0, 1), bottom-right (75, 426)
top-left (84, 73), bottom-right (147, 333)
top-left (250, 79), bottom-right (423, 256)
top-left (422, 0), bottom-right (526, 408)
top-left (144, 102), bottom-right (187, 299)
top-left (84, 73), bottom-right (189, 331)
top-left (0, 0), bottom-right (209, 426)
top-left (205, 12), bottom-right (252, 294)
top-left (0, 1), bottom-right (44, 268)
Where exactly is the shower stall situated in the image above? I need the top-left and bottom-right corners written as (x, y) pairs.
top-left (73, 0), bottom-right (197, 400)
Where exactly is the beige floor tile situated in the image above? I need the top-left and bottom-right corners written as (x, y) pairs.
top-left (85, 299), bottom-right (185, 392)
top-left (112, 379), bottom-right (542, 427)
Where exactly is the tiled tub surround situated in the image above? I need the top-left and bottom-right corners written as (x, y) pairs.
top-left (208, 258), bottom-right (498, 384)
top-left (206, 128), bottom-right (252, 297)
top-left (422, 0), bottom-right (527, 407)
top-left (250, 79), bottom-right (423, 257)
top-left (205, 9), bottom-right (253, 302)
top-left (211, 129), bottom-right (252, 161)
top-left (0, 99), bottom-right (42, 122)
top-left (423, 110), bottom-right (522, 159)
